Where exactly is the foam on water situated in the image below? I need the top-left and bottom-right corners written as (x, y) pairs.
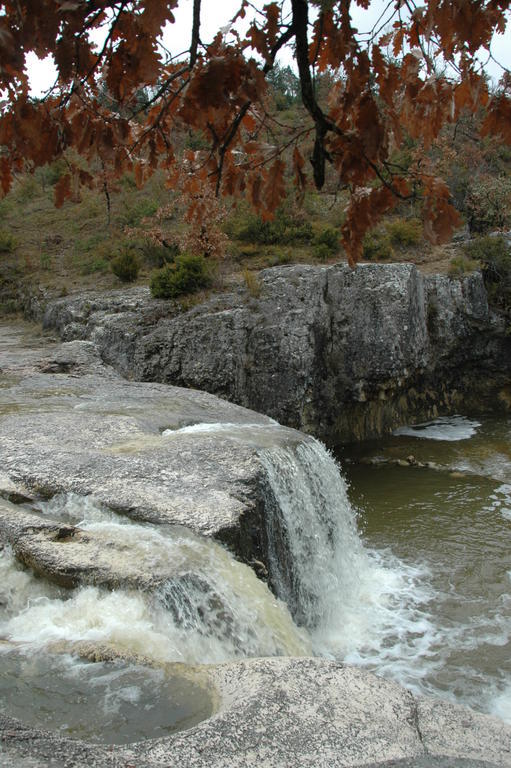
top-left (490, 686), bottom-right (511, 722)
top-left (394, 416), bottom-right (481, 441)
top-left (260, 436), bottom-right (511, 718)
top-left (487, 484), bottom-right (511, 520)
top-left (3, 496), bottom-right (310, 664)
top-left (260, 438), bottom-right (442, 691)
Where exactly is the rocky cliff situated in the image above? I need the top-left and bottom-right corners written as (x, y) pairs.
top-left (41, 263), bottom-right (511, 443)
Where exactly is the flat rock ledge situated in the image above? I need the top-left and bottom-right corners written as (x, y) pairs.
top-left (1, 658), bottom-right (510, 768)
top-left (0, 323), bottom-right (302, 567)
top-left (39, 262), bottom-right (511, 443)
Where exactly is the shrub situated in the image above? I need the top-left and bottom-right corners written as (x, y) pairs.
top-left (386, 218), bottom-right (422, 247)
top-left (235, 209), bottom-right (313, 246)
top-left (362, 229), bottom-right (394, 261)
top-left (464, 234), bottom-right (508, 264)
top-left (118, 197), bottom-right (159, 227)
top-left (140, 240), bottom-right (179, 267)
top-left (150, 254), bottom-right (211, 299)
top-left (470, 235), bottom-right (511, 313)
top-left (313, 227), bottom-right (339, 254)
top-left (243, 268), bottom-right (261, 298)
top-left (0, 229), bottom-right (16, 253)
top-left (40, 253), bottom-right (52, 270)
top-left (448, 254), bottom-right (479, 277)
top-left (313, 242), bottom-right (333, 261)
top-left (464, 176), bottom-right (511, 234)
top-left (111, 248), bottom-right (140, 282)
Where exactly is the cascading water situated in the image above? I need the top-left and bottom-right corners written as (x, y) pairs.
top-left (2, 416), bottom-right (510, 737)
top-left (260, 437), bottom-right (442, 682)
top-left (1, 493), bottom-right (309, 664)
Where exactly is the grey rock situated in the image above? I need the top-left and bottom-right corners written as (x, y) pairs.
top-left (0, 324), bottom-right (300, 569)
top-left (41, 263), bottom-right (511, 444)
top-left (0, 501), bottom-right (187, 591)
top-left (1, 659), bottom-right (510, 768)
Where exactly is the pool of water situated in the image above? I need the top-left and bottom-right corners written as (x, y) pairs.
top-left (0, 650), bottom-right (213, 744)
top-left (339, 414), bottom-right (511, 720)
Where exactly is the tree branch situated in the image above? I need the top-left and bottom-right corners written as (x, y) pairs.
top-left (190, 0), bottom-right (201, 68)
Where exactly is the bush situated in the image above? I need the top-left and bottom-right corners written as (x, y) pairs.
top-left (243, 268), bottom-right (261, 298)
top-left (313, 242), bottom-right (333, 261)
top-left (386, 218), bottom-right (422, 247)
top-left (362, 229), bottom-right (394, 261)
top-left (448, 254), bottom-right (479, 277)
top-left (470, 235), bottom-right (511, 312)
top-left (0, 229), bottom-right (16, 253)
top-left (464, 176), bottom-right (511, 234)
top-left (111, 248), bottom-right (140, 282)
top-left (464, 234), bottom-right (508, 264)
top-left (150, 254), bottom-right (211, 299)
top-left (313, 227), bottom-right (339, 254)
top-left (140, 240), bottom-right (179, 268)
top-left (235, 209), bottom-right (313, 246)
top-left (118, 197), bottom-right (159, 227)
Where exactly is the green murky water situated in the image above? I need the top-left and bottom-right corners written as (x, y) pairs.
top-left (339, 415), bottom-right (511, 720)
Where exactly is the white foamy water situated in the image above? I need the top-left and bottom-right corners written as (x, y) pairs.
top-left (1, 496), bottom-right (310, 664)
top-left (260, 438), bottom-right (441, 691)
top-left (484, 483), bottom-right (511, 521)
top-left (3, 421), bottom-right (510, 726)
top-left (164, 421), bottom-right (276, 435)
top-left (394, 416), bottom-right (481, 441)
top-left (490, 686), bottom-right (511, 722)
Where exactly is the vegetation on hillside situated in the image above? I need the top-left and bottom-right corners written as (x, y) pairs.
top-left (0, 0), bottom-right (509, 269)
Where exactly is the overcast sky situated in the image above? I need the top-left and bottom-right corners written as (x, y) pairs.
top-left (27, 0), bottom-right (511, 96)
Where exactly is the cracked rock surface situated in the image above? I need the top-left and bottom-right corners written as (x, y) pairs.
top-left (1, 659), bottom-right (510, 768)
top-left (40, 263), bottom-right (511, 443)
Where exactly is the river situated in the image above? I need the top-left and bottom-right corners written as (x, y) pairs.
top-left (340, 415), bottom-right (511, 722)
top-left (0, 323), bottom-right (510, 742)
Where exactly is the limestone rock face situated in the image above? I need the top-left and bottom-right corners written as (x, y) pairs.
top-left (42, 263), bottom-right (511, 443)
top-left (0, 324), bottom-right (294, 566)
top-left (1, 658), bottom-right (510, 768)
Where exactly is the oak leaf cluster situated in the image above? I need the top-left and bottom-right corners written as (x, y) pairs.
top-left (0, 0), bottom-right (509, 262)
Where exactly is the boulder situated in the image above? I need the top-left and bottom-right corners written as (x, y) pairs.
top-left (41, 263), bottom-right (511, 443)
top-left (1, 658), bottom-right (510, 768)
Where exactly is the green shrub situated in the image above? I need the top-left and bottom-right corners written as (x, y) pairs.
top-left (464, 234), bottom-right (508, 264)
top-left (111, 248), bottom-right (140, 282)
top-left (313, 227), bottom-right (339, 254)
top-left (448, 254), bottom-right (479, 278)
top-left (0, 229), bottom-right (16, 253)
top-left (139, 239), bottom-right (179, 268)
top-left (150, 254), bottom-right (211, 299)
top-left (235, 209), bottom-right (313, 246)
top-left (386, 218), bottom-right (422, 247)
top-left (15, 176), bottom-right (39, 202)
top-left (362, 229), bottom-right (394, 261)
top-left (36, 159), bottom-right (68, 187)
top-left (243, 268), bottom-right (261, 298)
top-left (84, 257), bottom-right (109, 274)
top-left (40, 253), bottom-right (52, 270)
top-left (470, 235), bottom-right (511, 313)
top-left (313, 242), bottom-right (333, 261)
top-left (118, 197), bottom-right (159, 227)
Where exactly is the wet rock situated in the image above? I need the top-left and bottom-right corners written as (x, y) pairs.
top-left (0, 325), bottom-right (297, 571)
top-left (0, 501), bottom-right (191, 592)
top-left (40, 264), bottom-right (511, 444)
top-left (1, 658), bottom-right (510, 768)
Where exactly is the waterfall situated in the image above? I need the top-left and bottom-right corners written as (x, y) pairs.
top-left (1, 494), bottom-right (310, 665)
top-left (260, 438), bottom-right (363, 626)
top-left (260, 437), bottom-right (435, 668)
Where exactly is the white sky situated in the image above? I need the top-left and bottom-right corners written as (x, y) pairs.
top-left (27, 0), bottom-right (511, 96)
